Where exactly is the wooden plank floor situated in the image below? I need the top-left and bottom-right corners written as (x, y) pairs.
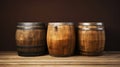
top-left (0, 51), bottom-right (120, 67)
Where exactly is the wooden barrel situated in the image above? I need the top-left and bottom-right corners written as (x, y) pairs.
top-left (78, 22), bottom-right (105, 56)
top-left (16, 22), bottom-right (47, 56)
top-left (47, 22), bottom-right (75, 57)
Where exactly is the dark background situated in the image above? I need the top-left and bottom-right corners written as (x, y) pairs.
top-left (0, 0), bottom-right (120, 51)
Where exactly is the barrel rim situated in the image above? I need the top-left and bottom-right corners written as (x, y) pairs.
top-left (17, 22), bottom-right (45, 26)
top-left (78, 28), bottom-right (104, 30)
top-left (78, 22), bottom-right (103, 26)
top-left (48, 22), bottom-right (74, 26)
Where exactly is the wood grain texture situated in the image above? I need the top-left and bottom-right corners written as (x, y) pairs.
top-left (78, 23), bottom-right (105, 56)
top-left (0, 51), bottom-right (120, 67)
top-left (16, 28), bottom-right (47, 56)
top-left (47, 23), bottom-right (75, 57)
top-left (0, 65), bottom-right (119, 67)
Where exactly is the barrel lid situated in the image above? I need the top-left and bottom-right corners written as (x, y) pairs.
top-left (48, 22), bottom-right (74, 26)
top-left (79, 22), bottom-right (103, 26)
top-left (17, 22), bottom-right (45, 26)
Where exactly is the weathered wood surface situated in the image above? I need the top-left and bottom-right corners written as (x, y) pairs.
top-left (0, 51), bottom-right (120, 67)
top-left (47, 23), bottom-right (75, 56)
top-left (78, 22), bottom-right (105, 56)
